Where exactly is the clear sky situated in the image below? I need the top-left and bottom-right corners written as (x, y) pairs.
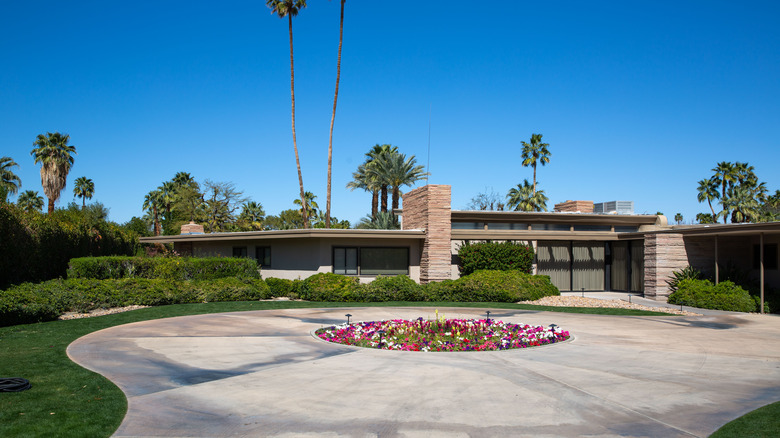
top-left (2, 1), bottom-right (779, 225)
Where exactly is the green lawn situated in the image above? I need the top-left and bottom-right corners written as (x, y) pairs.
top-left (709, 400), bottom-right (780, 438)
top-left (0, 301), bottom-right (670, 437)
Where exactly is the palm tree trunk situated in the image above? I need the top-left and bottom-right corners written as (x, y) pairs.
top-left (48, 197), bottom-right (55, 214)
top-left (371, 190), bottom-right (378, 219)
top-left (153, 205), bottom-right (160, 236)
top-left (289, 13), bottom-right (309, 228)
top-left (532, 164), bottom-right (537, 195)
top-left (722, 183), bottom-right (727, 224)
top-left (708, 199), bottom-right (716, 217)
top-left (326, 0), bottom-right (345, 229)
top-left (82, 196), bottom-right (86, 210)
top-left (392, 187), bottom-right (400, 211)
top-left (380, 185), bottom-right (388, 213)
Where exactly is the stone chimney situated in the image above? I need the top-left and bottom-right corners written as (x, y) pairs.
top-left (554, 200), bottom-right (594, 213)
top-left (180, 221), bottom-right (204, 234)
top-left (402, 185), bottom-right (452, 283)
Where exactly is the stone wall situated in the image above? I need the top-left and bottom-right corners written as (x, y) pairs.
top-left (554, 200), bottom-right (594, 213)
top-left (402, 185), bottom-right (452, 283)
top-left (643, 233), bottom-right (688, 300)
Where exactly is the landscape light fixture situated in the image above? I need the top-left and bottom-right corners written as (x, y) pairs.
top-left (345, 314), bottom-right (352, 325)
top-left (581, 287), bottom-right (585, 298)
top-left (549, 323), bottom-right (558, 332)
top-left (377, 329), bottom-right (386, 349)
top-left (486, 311), bottom-right (491, 322)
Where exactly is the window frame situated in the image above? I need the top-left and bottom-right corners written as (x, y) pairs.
top-left (255, 246), bottom-right (272, 268)
top-left (332, 246), bottom-right (410, 276)
top-left (232, 246), bottom-right (247, 258)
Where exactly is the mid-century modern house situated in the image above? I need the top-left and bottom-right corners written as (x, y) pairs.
top-left (140, 185), bottom-right (780, 301)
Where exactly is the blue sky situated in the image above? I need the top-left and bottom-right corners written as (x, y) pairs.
top-left (2, 1), bottom-right (779, 225)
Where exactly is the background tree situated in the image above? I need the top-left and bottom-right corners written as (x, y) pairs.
top-left (696, 177), bottom-right (719, 218)
top-left (674, 213), bottom-right (683, 224)
top-left (264, 208), bottom-right (305, 230)
top-left (346, 163), bottom-right (380, 219)
top-left (356, 211), bottom-right (400, 230)
top-left (122, 216), bottom-right (152, 237)
top-left (30, 132), bottom-right (76, 213)
top-left (707, 161), bottom-right (769, 224)
top-left (326, 0), bottom-right (346, 228)
top-left (293, 191), bottom-right (319, 225)
top-left (365, 144), bottom-right (397, 212)
top-left (267, 0), bottom-right (310, 228)
top-left (507, 179), bottom-right (548, 212)
top-left (520, 133), bottom-right (551, 194)
top-left (73, 176), bottom-right (95, 209)
top-left (711, 161), bottom-right (735, 224)
top-left (0, 156), bottom-right (22, 203)
top-left (236, 201), bottom-right (266, 231)
top-left (16, 190), bottom-right (44, 212)
top-left (467, 188), bottom-right (505, 211)
top-left (695, 212), bottom-right (716, 224)
top-left (202, 180), bottom-right (248, 232)
top-left (369, 151), bottom-right (427, 210)
top-left (760, 190), bottom-right (780, 222)
top-left (142, 190), bottom-right (163, 236)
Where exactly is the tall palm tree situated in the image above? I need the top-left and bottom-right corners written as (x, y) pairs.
top-left (17, 190), bottom-right (44, 213)
top-left (520, 133), bottom-right (551, 194)
top-left (172, 171), bottom-right (199, 191)
top-left (326, 0), bottom-right (346, 229)
top-left (365, 144), bottom-right (398, 212)
top-left (73, 176), bottom-right (95, 209)
top-left (711, 161), bottom-right (735, 224)
top-left (507, 179), bottom-right (548, 212)
top-left (346, 163), bottom-right (381, 219)
top-left (370, 152), bottom-right (428, 210)
top-left (143, 190), bottom-right (163, 236)
top-left (696, 177), bottom-right (719, 217)
top-left (0, 156), bottom-right (22, 203)
top-left (30, 132), bottom-right (76, 213)
top-left (267, 0), bottom-right (309, 228)
top-left (158, 181), bottom-right (177, 220)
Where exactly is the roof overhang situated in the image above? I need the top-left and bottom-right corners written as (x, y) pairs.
top-left (449, 210), bottom-right (661, 226)
top-left (140, 228), bottom-right (426, 244)
top-left (451, 230), bottom-right (626, 241)
top-left (650, 222), bottom-right (780, 237)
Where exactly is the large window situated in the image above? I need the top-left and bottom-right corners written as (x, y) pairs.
top-left (333, 247), bottom-right (409, 276)
top-left (255, 246), bottom-right (271, 268)
top-left (232, 246), bottom-right (247, 258)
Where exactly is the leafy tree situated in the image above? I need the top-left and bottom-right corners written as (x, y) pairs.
top-left (520, 133), bottom-right (551, 194)
top-left (467, 188), bottom-right (505, 211)
top-left (265, 208), bottom-right (305, 230)
top-left (267, 0), bottom-right (310, 228)
top-left (346, 162), bottom-right (381, 219)
top-left (122, 216), bottom-right (152, 237)
top-left (30, 132), bottom-right (77, 213)
top-left (507, 179), bottom-right (548, 212)
top-left (313, 213), bottom-right (350, 229)
top-left (73, 176), bottom-right (95, 209)
top-left (356, 211), bottom-right (400, 230)
top-left (0, 156), bottom-right (22, 203)
top-left (326, 0), bottom-right (346, 229)
top-left (173, 184), bottom-right (205, 223)
top-left (202, 180), bottom-right (248, 232)
top-left (695, 212), bottom-right (716, 224)
top-left (16, 190), bottom-right (44, 213)
top-left (674, 213), bottom-right (683, 224)
top-left (142, 190), bottom-right (163, 236)
top-left (696, 177), bottom-right (719, 218)
top-left (369, 151), bottom-right (427, 210)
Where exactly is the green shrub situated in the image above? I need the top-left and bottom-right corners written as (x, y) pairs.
top-left (457, 241), bottom-right (534, 276)
top-left (264, 277), bottom-right (303, 298)
top-left (298, 273), bottom-right (363, 301)
top-left (424, 270), bottom-right (559, 302)
top-left (667, 279), bottom-right (756, 312)
top-left (665, 265), bottom-right (703, 293)
top-left (67, 256), bottom-right (260, 280)
top-left (363, 275), bottom-right (425, 302)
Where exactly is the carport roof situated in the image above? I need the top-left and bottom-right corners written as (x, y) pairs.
top-left (140, 228), bottom-right (426, 244)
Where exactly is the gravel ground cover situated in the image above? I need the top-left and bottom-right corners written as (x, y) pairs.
top-left (519, 296), bottom-right (702, 315)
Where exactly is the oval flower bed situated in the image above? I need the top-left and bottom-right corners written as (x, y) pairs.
top-left (315, 316), bottom-right (570, 352)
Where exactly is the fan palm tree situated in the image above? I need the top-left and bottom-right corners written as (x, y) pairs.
top-left (293, 191), bottom-right (319, 224)
top-left (520, 133), bottom-right (551, 194)
top-left (325, 0), bottom-right (346, 229)
top-left (16, 190), bottom-right (44, 212)
top-left (365, 144), bottom-right (398, 212)
top-left (507, 179), bottom-right (548, 212)
top-left (346, 163), bottom-right (381, 219)
top-left (369, 152), bottom-right (428, 210)
top-left (158, 181), bottom-right (177, 220)
top-left (30, 132), bottom-right (77, 213)
top-left (267, 0), bottom-right (309, 228)
top-left (696, 177), bottom-right (719, 217)
top-left (712, 161), bottom-right (735, 224)
top-left (723, 183), bottom-right (763, 223)
top-left (73, 176), bottom-right (95, 209)
top-left (0, 156), bottom-right (22, 203)
top-left (172, 171), bottom-right (199, 191)
top-left (143, 190), bottom-right (163, 236)
top-left (356, 211), bottom-right (400, 230)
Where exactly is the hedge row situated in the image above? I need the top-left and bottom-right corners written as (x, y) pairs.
top-left (0, 204), bottom-right (137, 289)
top-left (0, 270), bottom-right (560, 326)
top-left (458, 241), bottom-right (534, 276)
top-left (67, 256), bottom-right (261, 280)
top-left (667, 279), bottom-right (756, 312)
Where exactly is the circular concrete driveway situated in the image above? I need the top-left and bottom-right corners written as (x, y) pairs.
top-left (67, 307), bottom-right (780, 437)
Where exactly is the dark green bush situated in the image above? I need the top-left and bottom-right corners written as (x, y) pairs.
top-left (665, 265), bottom-right (703, 293)
top-left (298, 273), bottom-right (363, 301)
top-left (430, 270), bottom-right (559, 302)
top-left (264, 277), bottom-right (303, 298)
top-left (0, 204), bottom-right (138, 289)
top-left (667, 279), bottom-right (756, 312)
top-left (67, 256), bottom-right (261, 280)
top-left (363, 275), bottom-right (425, 302)
top-left (457, 241), bottom-right (534, 276)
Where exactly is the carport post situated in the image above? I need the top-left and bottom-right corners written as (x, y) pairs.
top-left (760, 233), bottom-right (765, 314)
top-left (714, 235), bottom-right (719, 285)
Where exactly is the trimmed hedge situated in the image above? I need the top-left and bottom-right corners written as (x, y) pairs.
top-left (67, 256), bottom-right (261, 280)
top-left (427, 270), bottom-right (559, 302)
top-left (458, 241), bottom-right (534, 276)
top-left (298, 273), bottom-right (362, 302)
top-left (264, 277), bottom-right (303, 298)
top-left (667, 279), bottom-right (756, 312)
top-left (0, 277), bottom-right (273, 326)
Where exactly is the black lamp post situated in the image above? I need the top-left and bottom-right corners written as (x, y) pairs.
top-left (549, 323), bottom-right (558, 332)
top-left (377, 329), bottom-right (386, 349)
top-left (345, 313), bottom-right (352, 325)
top-left (486, 311), bottom-right (491, 323)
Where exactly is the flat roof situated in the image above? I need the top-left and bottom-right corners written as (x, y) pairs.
top-left (449, 210), bottom-right (662, 226)
top-left (140, 228), bottom-right (426, 244)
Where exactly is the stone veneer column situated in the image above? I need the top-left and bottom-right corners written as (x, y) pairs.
top-left (644, 233), bottom-right (688, 300)
top-left (402, 185), bottom-right (452, 283)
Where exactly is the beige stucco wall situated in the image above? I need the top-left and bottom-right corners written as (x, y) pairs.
top-left (189, 237), bottom-right (422, 283)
